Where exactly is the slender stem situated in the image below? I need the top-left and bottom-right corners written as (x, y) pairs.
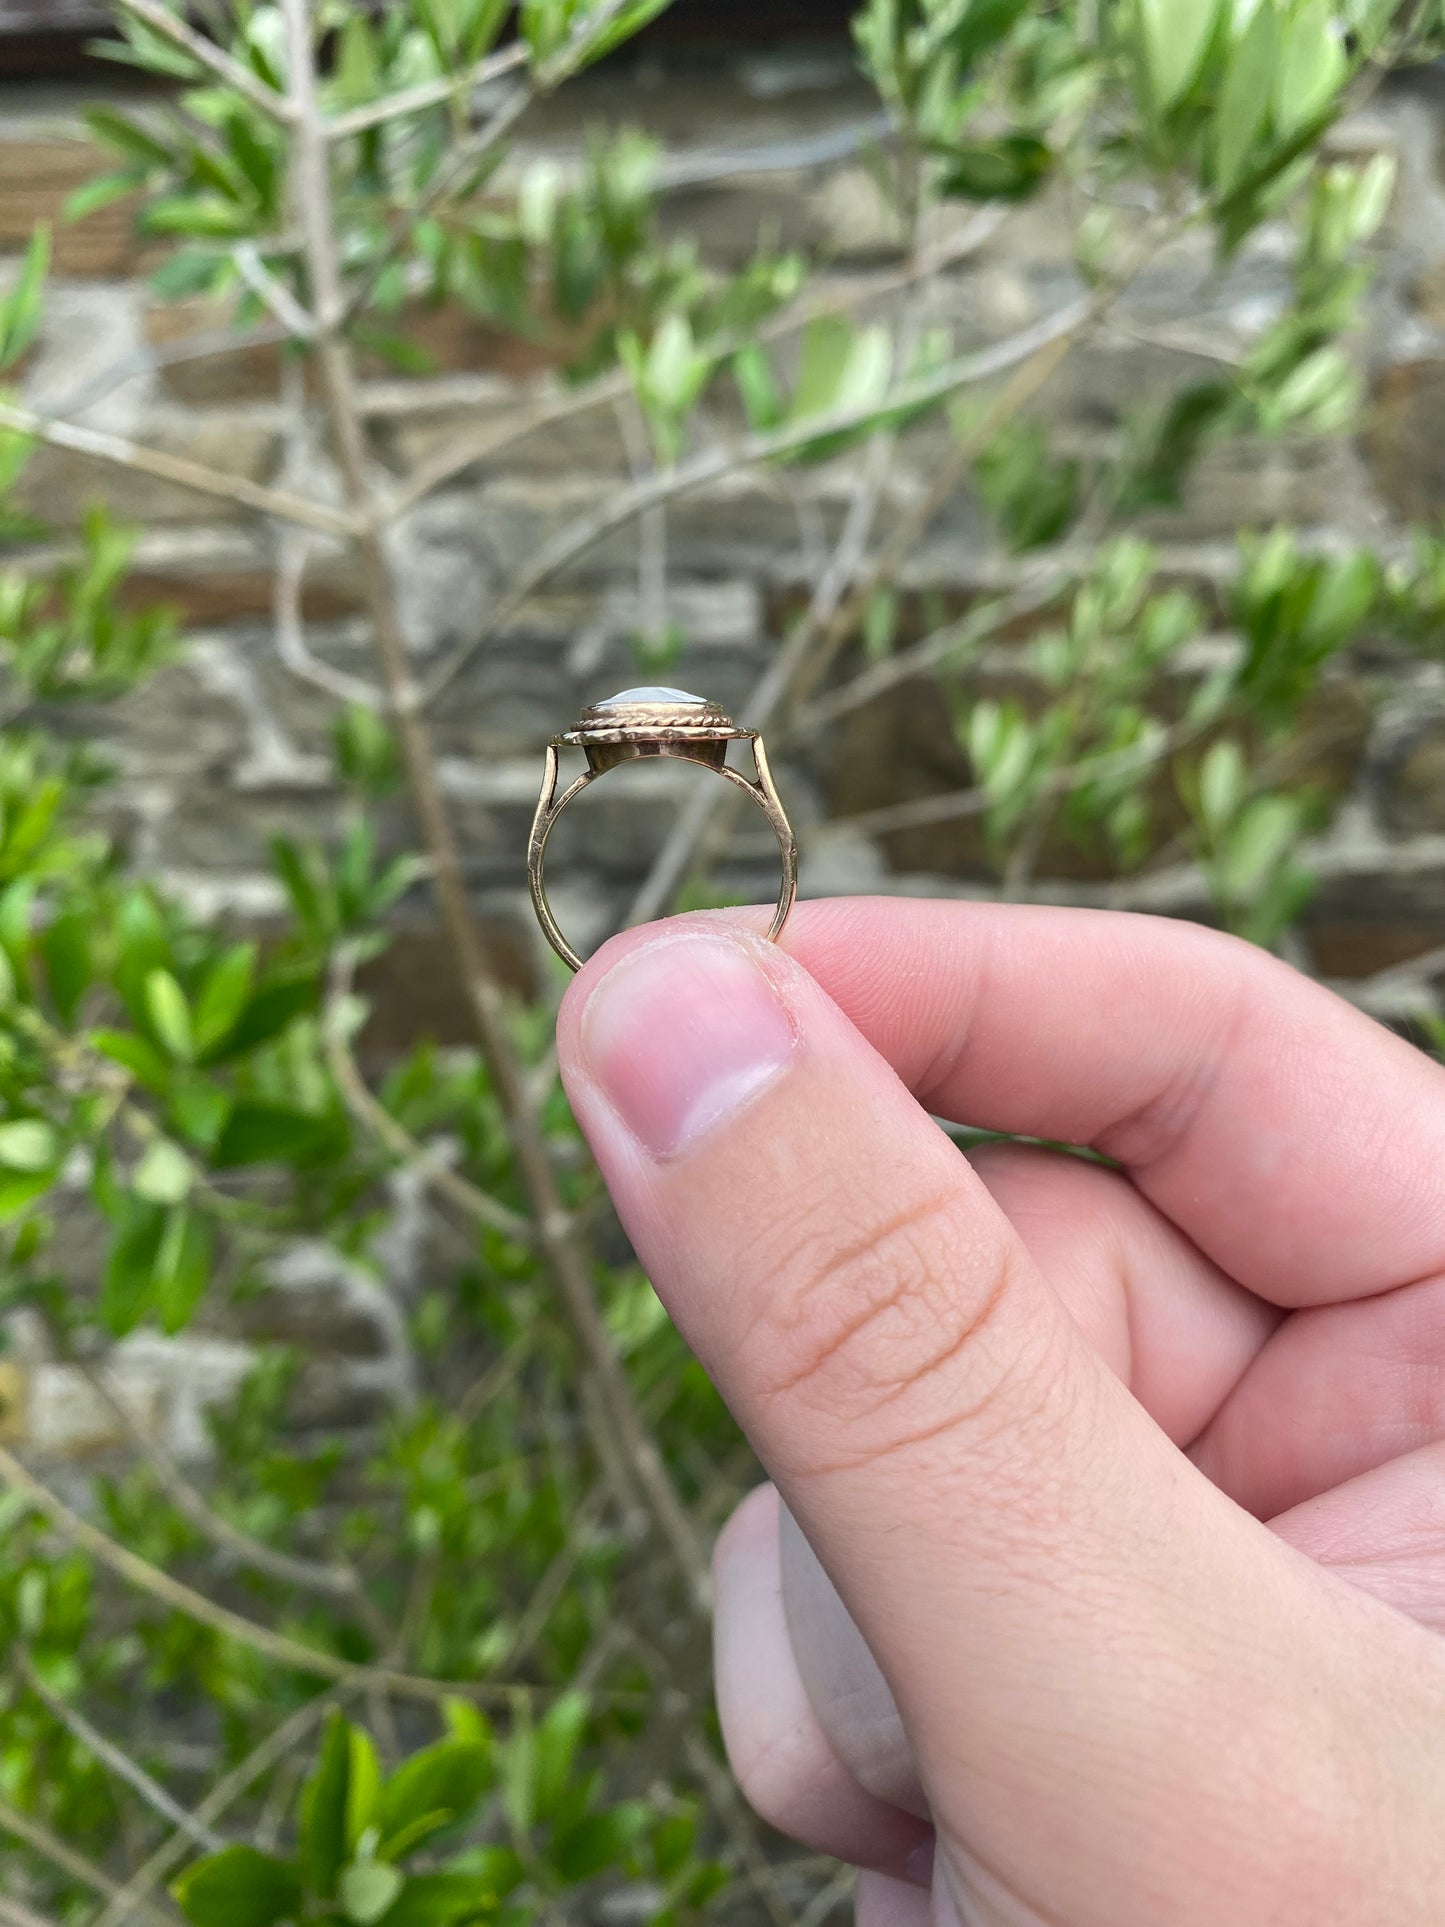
top-left (417, 292), bottom-right (1095, 709)
top-left (0, 1895), bottom-right (63, 1927)
top-left (0, 1441), bottom-right (569, 1710)
top-left (325, 43), bottom-right (529, 140)
top-left (17, 1650), bottom-right (227, 1853)
top-left (113, 0), bottom-right (294, 126)
top-left (382, 204), bottom-right (1007, 526)
top-left (0, 401), bottom-right (355, 539)
top-left (92, 1694), bottom-right (340, 1927)
top-left (67, 1352), bottom-right (372, 1608)
top-left (323, 953), bottom-right (534, 1245)
top-left (282, 0), bottom-right (711, 1615)
top-left (0, 1797), bottom-right (171, 1927)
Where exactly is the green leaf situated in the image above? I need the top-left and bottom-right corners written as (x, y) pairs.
top-left (379, 1871), bottom-right (515, 1927)
top-left (131, 1140), bottom-right (192, 1206)
top-left (790, 317), bottom-right (892, 424)
top-left (0, 226), bottom-right (49, 372)
top-left (0, 1120), bottom-right (57, 1173)
top-left (1273, 0), bottom-right (1345, 137)
top-left (533, 1691), bottom-right (588, 1821)
top-left (1197, 739), bottom-right (1246, 834)
top-left (0, 1172), bottom-right (56, 1223)
top-left (553, 1802), bottom-right (651, 1881)
top-left (938, 134), bottom-right (1051, 202)
top-left (212, 972), bottom-right (319, 1061)
top-left (145, 968), bottom-right (194, 1062)
top-left (63, 171), bottom-right (140, 224)
top-left (379, 1739), bottom-right (494, 1856)
top-left (1213, 0), bottom-right (1277, 196)
top-left (300, 1712), bottom-right (351, 1900)
top-left (41, 910), bottom-right (92, 1027)
top-left (212, 1102), bottom-right (340, 1170)
top-left (193, 944), bottom-right (257, 1056)
top-left (1137, 0), bottom-right (1221, 111)
top-left (143, 194), bottom-right (257, 238)
top-left (155, 1205), bottom-right (213, 1334)
top-left (84, 106), bottom-right (174, 169)
top-left (346, 1727), bottom-right (382, 1853)
top-left (171, 1846), bottom-right (302, 1927)
top-left (950, 0), bottom-right (1033, 67)
top-left (100, 1198), bottom-right (165, 1336)
top-left (341, 1861), bottom-right (403, 1926)
top-left (89, 1029), bottom-right (172, 1094)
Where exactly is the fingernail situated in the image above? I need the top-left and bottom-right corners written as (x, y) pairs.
top-left (581, 931), bottom-right (798, 1160)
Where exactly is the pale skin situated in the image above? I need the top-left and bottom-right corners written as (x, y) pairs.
top-left (556, 900), bottom-right (1445, 1925)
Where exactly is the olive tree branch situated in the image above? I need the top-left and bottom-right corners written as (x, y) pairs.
top-left (323, 948), bottom-right (535, 1245)
top-left (416, 290), bottom-right (1094, 709)
top-left (281, 0), bottom-right (711, 1615)
top-left (0, 401), bottom-right (356, 539)
top-left (325, 42), bottom-right (529, 140)
top-left (0, 1441), bottom-right (597, 1712)
top-left (67, 1351), bottom-right (378, 1611)
top-left (16, 1650), bottom-right (227, 1853)
top-left (112, 0), bottom-right (295, 126)
top-left (91, 1694), bottom-right (340, 1927)
top-left (0, 1797), bottom-right (173, 1927)
top-left (380, 205), bottom-right (1009, 524)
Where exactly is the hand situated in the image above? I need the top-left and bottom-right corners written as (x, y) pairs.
top-left (556, 901), bottom-right (1445, 1927)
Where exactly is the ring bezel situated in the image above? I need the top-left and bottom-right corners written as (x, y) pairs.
top-left (529, 692), bottom-right (797, 972)
top-left (554, 698), bottom-right (753, 775)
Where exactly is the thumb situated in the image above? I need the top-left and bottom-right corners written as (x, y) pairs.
top-left (558, 918), bottom-right (1445, 1926)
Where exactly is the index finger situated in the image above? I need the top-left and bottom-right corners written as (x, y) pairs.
top-left (761, 898), bottom-right (1445, 1307)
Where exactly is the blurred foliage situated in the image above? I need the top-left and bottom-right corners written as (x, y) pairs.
top-left (3, 0), bottom-right (1445, 1921)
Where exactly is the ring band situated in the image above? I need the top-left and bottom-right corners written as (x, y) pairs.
top-left (528, 687), bottom-right (798, 972)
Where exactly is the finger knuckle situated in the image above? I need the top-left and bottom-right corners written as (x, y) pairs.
top-left (737, 1180), bottom-right (1022, 1470)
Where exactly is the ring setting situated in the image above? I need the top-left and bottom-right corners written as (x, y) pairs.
top-left (527, 687), bottom-right (798, 972)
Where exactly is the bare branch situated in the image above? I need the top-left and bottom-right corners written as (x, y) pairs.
top-left (92, 1695), bottom-right (340, 1927)
top-left (69, 1352), bottom-right (372, 1606)
top-left (233, 242), bottom-right (317, 340)
top-left (0, 1796), bottom-right (171, 1927)
top-left (38, 320), bottom-right (291, 420)
top-left (0, 1894), bottom-right (64, 1927)
top-left (418, 290), bottom-right (1095, 709)
top-left (17, 1650), bottom-right (227, 1853)
top-left (381, 206), bottom-right (1009, 522)
top-left (0, 401), bottom-right (356, 539)
top-left (273, 528), bottom-right (387, 708)
top-left (113, 0), bottom-right (295, 126)
top-left (0, 1442), bottom-right (584, 1711)
top-left (323, 954), bottom-right (535, 1246)
top-left (325, 43), bottom-right (529, 140)
top-left (282, 0), bottom-right (712, 1616)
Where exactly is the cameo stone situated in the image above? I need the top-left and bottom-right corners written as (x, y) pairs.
top-left (599, 686), bottom-right (706, 707)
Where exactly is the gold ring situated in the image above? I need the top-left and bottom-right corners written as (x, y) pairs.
top-left (528, 687), bottom-right (798, 972)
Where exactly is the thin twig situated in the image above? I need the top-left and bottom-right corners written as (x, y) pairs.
top-left (92, 1693), bottom-right (340, 1927)
top-left (0, 401), bottom-right (355, 539)
top-left (68, 1352), bottom-right (371, 1607)
top-left (0, 1796), bottom-right (171, 1927)
top-left (233, 242), bottom-right (317, 340)
top-left (273, 527), bottom-right (387, 708)
top-left (0, 1442), bottom-right (591, 1711)
top-left (39, 320), bottom-right (292, 420)
top-left (113, 0), bottom-right (294, 126)
top-left (323, 954), bottom-right (534, 1245)
top-left (0, 1895), bottom-right (63, 1927)
top-left (17, 1650), bottom-right (227, 1853)
top-left (325, 42), bottom-right (529, 140)
top-left (380, 205), bottom-right (1009, 524)
top-left (418, 292), bottom-right (1095, 708)
top-left (283, 0), bottom-right (711, 1616)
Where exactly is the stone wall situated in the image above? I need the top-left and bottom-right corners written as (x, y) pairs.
top-left (5, 38), bottom-right (1445, 1456)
